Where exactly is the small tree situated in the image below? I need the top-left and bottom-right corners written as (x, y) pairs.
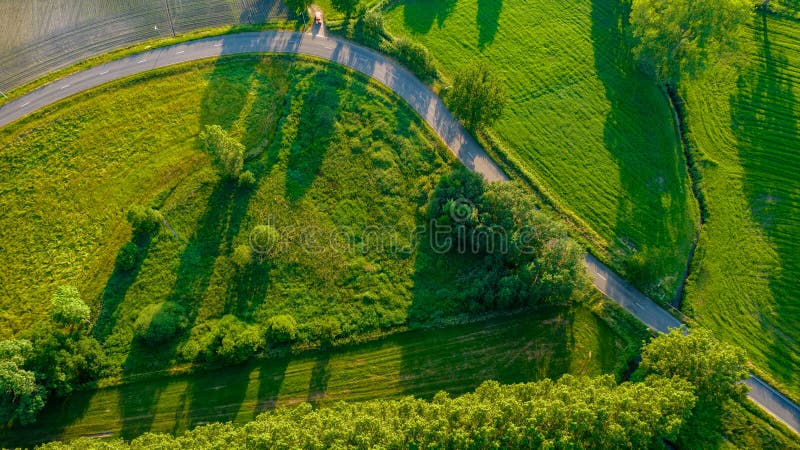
top-left (134, 302), bottom-right (187, 346)
top-left (200, 125), bottom-right (245, 179)
top-left (115, 242), bottom-right (138, 271)
top-left (238, 170), bottom-right (256, 188)
top-left (126, 205), bottom-right (162, 235)
top-left (50, 285), bottom-right (91, 328)
top-left (231, 244), bottom-right (253, 268)
top-left (629, 0), bottom-right (751, 84)
top-left (266, 315), bottom-right (298, 344)
top-left (284, 0), bottom-right (312, 15)
top-left (447, 62), bottom-right (506, 131)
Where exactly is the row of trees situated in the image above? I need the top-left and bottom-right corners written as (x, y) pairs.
top-left (39, 328), bottom-right (748, 449)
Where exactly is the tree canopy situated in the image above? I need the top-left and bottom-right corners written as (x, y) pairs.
top-left (50, 285), bottom-right (90, 328)
top-left (0, 340), bottom-right (45, 426)
top-left (447, 62), bottom-right (506, 130)
top-left (39, 375), bottom-right (696, 449)
top-left (200, 125), bottom-right (245, 179)
top-left (629, 0), bottom-right (752, 83)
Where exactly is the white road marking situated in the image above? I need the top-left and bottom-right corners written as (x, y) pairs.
top-left (595, 270), bottom-right (607, 281)
top-left (213, 43), bottom-right (222, 47)
top-left (60, 84), bottom-right (70, 90)
top-left (136, 59), bottom-right (146, 64)
top-left (323, 45), bottom-right (334, 50)
top-left (176, 50), bottom-right (185, 54)
top-left (20, 101), bottom-right (30, 107)
top-left (633, 302), bottom-right (644, 310)
top-left (99, 70), bottom-right (109, 75)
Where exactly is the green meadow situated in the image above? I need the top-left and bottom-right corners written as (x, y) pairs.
top-left (383, 0), bottom-right (699, 303)
top-left (680, 13), bottom-right (800, 402)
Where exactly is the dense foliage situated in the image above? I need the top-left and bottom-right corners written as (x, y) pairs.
top-left (429, 169), bottom-right (589, 311)
top-left (125, 205), bottom-right (162, 236)
top-left (447, 62), bottom-right (506, 131)
top-left (630, 0), bottom-right (751, 83)
top-left (133, 302), bottom-right (188, 347)
top-left (39, 375), bottom-right (696, 449)
top-left (636, 327), bottom-right (749, 447)
top-left (379, 36), bottom-right (438, 82)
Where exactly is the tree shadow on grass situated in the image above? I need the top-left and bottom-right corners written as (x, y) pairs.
top-left (0, 388), bottom-right (94, 448)
top-left (254, 355), bottom-right (291, 413)
top-left (392, 0), bottom-right (457, 35)
top-left (307, 352), bottom-right (332, 406)
top-left (94, 232), bottom-right (154, 342)
top-left (477, 0), bottom-right (502, 50)
top-left (284, 68), bottom-right (345, 202)
top-left (731, 13), bottom-right (800, 392)
top-left (590, 0), bottom-right (693, 301)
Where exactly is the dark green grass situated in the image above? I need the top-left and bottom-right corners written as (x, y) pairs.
top-left (0, 306), bottom-right (634, 447)
top-left (382, 0), bottom-right (699, 302)
top-left (681, 14), bottom-right (800, 402)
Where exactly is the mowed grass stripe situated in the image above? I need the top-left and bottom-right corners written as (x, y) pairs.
top-left (0, 307), bottom-right (631, 447)
top-left (384, 0), bottom-right (698, 302)
top-left (682, 14), bottom-right (800, 401)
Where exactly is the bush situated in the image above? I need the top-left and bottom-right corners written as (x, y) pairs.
top-left (134, 302), bottom-right (187, 346)
top-left (358, 10), bottom-right (385, 43)
top-left (380, 37), bottom-right (437, 82)
top-left (50, 285), bottom-right (91, 328)
top-left (266, 315), bottom-right (298, 344)
top-left (447, 62), bottom-right (506, 131)
top-left (250, 225), bottom-right (280, 257)
top-left (115, 242), bottom-right (138, 271)
top-left (238, 170), bottom-right (256, 188)
top-left (207, 315), bottom-right (264, 364)
top-left (126, 205), bottom-right (162, 235)
top-left (313, 317), bottom-right (341, 345)
top-left (231, 244), bottom-right (253, 268)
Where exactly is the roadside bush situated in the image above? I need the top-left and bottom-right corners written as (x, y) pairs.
top-left (357, 10), bottom-right (385, 44)
top-left (265, 315), bottom-right (298, 344)
top-left (126, 205), bottom-right (162, 235)
top-left (380, 37), bottom-right (437, 82)
top-left (134, 302), bottom-right (187, 346)
top-left (115, 242), bottom-right (138, 271)
top-left (231, 244), bottom-right (253, 268)
top-left (447, 62), bottom-right (506, 131)
top-left (312, 316), bottom-right (341, 345)
top-left (206, 315), bottom-right (264, 365)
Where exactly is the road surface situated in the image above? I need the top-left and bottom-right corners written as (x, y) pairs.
top-left (0, 30), bottom-right (796, 436)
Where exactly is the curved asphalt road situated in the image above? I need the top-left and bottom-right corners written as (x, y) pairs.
top-left (0, 31), bottom-right (797, 436)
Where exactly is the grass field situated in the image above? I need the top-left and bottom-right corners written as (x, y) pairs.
top-left (680, 13), bottom-right (800, 402)
top-left (0, 54), bottom-right (491, 374)
top-left (382, 0), bottom-right (699, 303)
top-left (0, 306), bottom-right (639, 447)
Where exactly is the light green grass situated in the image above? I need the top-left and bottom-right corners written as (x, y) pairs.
top-left (0, 305), bottom-right (635, 447)
top-left (680, 13), bottom-right (800, 402)
top-left (382, 0), bottom-right (699, 302)
top-left (0, 54), bottom-right (477, 373)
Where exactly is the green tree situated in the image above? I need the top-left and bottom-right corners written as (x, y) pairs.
top-left (266, 315), bottom-right (298, 344)
top-left (447, 62), bottom-right (506, 131)
top-left (231, 244), bottom-right (253, 268)
top-left (0, 340), bottom-right (46, 426)
top-left (637, 327), bottom-right (748, 446)
top-left (134, 302), bottom-right (188, 346)
top-left (126, 204), bottom-right (162, 235)
top-left (250, 224), bottom-right (280, 257)
top-left (200, 125), bottom-right (245, 179)
top-left (50, 285), bottom-right (90, 328)
top-left (630, 0), bottom-right (752, 83)
top-left (115, 242), bottom-right (138, 271)
top-left (284, 0), bottom-right (311, 14)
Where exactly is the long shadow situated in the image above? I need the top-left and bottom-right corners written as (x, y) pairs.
top-left (307, 352), bottom-right (332, 406)
top-left (0, 389), bottom-right (94, 448)
top-left (395, 0), bottom-right (457, 34)
top-left (94, 233), bottom-right (154, 342)
top-left (590, 0), bottom-right (693, 300)
top-left (284, 67), bottom-right (345, 202)
top-left (477, 0), bottom-right (503, 49)
top-left (185, 361), bottom-right (252, 429)
top-left (731, 13), bottom-right (800, 391)
top-left (254, 355), bottom-right (291, 413)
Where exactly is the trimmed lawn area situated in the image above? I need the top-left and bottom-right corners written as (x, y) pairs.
top-left (383, 0), bottom-right (699, 303)
top-left (680, 13), bottom-right (800, 402)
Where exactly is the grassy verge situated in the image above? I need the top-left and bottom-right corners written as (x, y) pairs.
top-left (680, 13), bottom-right (800, 403)
top-left (0, 304), bottom-right (632, 447)
top-left (380, 0), bottom-right (699, 303)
